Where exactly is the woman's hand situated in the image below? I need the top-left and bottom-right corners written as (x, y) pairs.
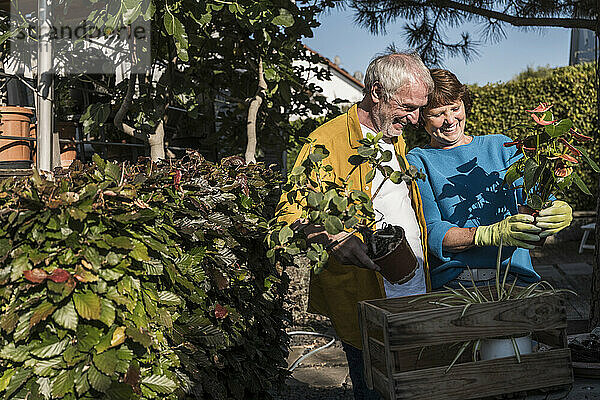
top-left (536, 200), bottom-right (573, 238)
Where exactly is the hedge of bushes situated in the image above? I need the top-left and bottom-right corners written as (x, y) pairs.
top-left (404, 62), bottom-right (598, 211)
top-left (0, 154), bottom-right (290, 400)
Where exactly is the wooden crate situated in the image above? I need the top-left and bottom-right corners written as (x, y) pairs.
top-left (358, 288), bottom-right (573, 400)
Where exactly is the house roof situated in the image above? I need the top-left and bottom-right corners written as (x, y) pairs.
top-left (304, 45), bottom-right (365, 90)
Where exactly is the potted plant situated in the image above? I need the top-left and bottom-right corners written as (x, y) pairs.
top-left (503, 102), bottom-right (599, 213)
top-left (271, 130), bottom-right (424, 284)
top-left (415, 240), bottom-right (575, 372)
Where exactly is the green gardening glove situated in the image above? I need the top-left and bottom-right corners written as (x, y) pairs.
top-left (474, 214), bottom-right (542, 250)
top-left (536, 200), bottom-right (573, 238)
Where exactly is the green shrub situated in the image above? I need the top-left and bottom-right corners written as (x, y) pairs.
top-left (0, 154), bottom-right (289, 400)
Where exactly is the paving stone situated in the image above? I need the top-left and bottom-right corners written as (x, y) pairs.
top-left (535, 264), bottom-right (562, 280)
top-left (291, 365), bottom-right (349, 388)
top-left (298, 344), bottom-right (348, 367)
top-left (558, 263), bottom-right (594, 275)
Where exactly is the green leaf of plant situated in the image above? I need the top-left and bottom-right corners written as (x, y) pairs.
top-left (271, 8), bottom-right (294, 27)
top-left (574, 146), bottom-right (600, 172)
top-left (523, 158), bottom-right (539, 194)
top-left (503, 163), bottom-right (520, 186)
top-left (545, 118), bottom-right (572, 137)
top-left (278, 226), bottom-right (293, 245)
top-left (526, 194), bottom-right (543, 210)
top-left (348, 155), bottom-right (365, 166)
top-left (389, 171), bottom-right (403, 184)
top-left (365, 169), bottom-right (375, 184)
top-left (324, 216), bottom-right (343, 235)
top-left (572, 172), bottom-right (592, 195)
top-left (53, 300), bottom-right (79, 331)
top-left (141, 375), bottom-right (177, 394)
top-left (291, 166), bottom-right (305, 176)
top-left (73, 291), bottom-right (102, 320)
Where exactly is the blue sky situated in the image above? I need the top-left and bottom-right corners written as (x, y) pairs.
top-left (304, 8), bottom-right (572, 86)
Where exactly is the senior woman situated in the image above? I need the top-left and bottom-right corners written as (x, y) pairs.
top-left (406, 69), bottom-right (573, 289)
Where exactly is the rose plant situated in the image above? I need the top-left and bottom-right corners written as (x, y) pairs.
top-left (503, 102), bottom-right (599, 210)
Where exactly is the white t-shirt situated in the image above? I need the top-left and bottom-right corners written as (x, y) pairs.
top-left (361, 125), bottom-right (426, 298)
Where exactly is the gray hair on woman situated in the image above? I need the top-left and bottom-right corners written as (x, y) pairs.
top-left (363, 52), bottom-right (434, 100)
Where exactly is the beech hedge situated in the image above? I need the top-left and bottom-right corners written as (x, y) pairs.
top-left (0, 154), bottom-right (290, 400)
top-left (405, 62), bottom-right (598, 211)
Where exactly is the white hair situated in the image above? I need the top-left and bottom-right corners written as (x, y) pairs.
top-left (363, 52), bottom-right (433, 100)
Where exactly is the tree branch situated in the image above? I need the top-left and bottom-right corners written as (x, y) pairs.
top-left (434, 0), bottom-right (596, 30)
top-left (114, 74), bottom-right (147, 142)
top-left (245, 56), bottom-right (267, 164)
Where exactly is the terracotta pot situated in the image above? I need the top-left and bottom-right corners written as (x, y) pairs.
top-left (56, 121), bottom-right (78, 167)
top-left (372, 226), bottom-right (418, 284)
top-left (518, 204), bottom-right (547, 247)
top-left (0, 106), bottom-right (34, 169)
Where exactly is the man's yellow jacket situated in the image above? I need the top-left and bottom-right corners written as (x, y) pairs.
top-left (279, 104), bottom-right (430, 349)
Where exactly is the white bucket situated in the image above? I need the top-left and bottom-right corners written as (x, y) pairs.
top-left (480, 335), bottom-right (533, 361)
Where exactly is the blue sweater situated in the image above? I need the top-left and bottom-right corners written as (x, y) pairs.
top-left (406, 134), bottom-right (540, 289)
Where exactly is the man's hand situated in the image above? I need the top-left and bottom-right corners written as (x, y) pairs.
top-left (300, 223), bottom-right (380, 272)
top-left (536, 200), bottom-right (573, 238)
top-left (474, 214), bottom-right (542, 249)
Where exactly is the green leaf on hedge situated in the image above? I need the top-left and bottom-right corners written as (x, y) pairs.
top-left (141, 375), bottom-right (177, 394)
top-left (106, 236), bottom-right (134, 249)
top-left (73, 291), bottom-right (102, 320)
top-left (31, 338), bottom-right (69, 358)
top-left (130, 241), bottom-right (150, 262)
top-left (14, 310), bottom-right (33, 342)
top-left (33, 357), bottom-right (62, 376)
top-left (51, 368), bottom-right (75, 398)
top-left (53, 301), bottom-right (78, 331)
top-left (125, 326), bottom-right (153, 347)
top-left (0, 238), bottom-right (11, 259)
top-left (3, 367), bottom-right (31, 398)
top-left (0, 343), bottom-right (30, 362)
top-left (98, 298), bottom-right (116, 327)
top-left (103, 382), bottom-right (134, 400)
top-left (158, 291), bottom-right (181, 306)
top-left (94, 349), bottom-right (118, 376)
top-left (87, 364), bottom-right (112, 393)
top-left (0, 369), bottom-right (15, 392)
top-left (75, 370), bottom-right (90, 396)
top-left (30, 301), bottom-right (57, 328)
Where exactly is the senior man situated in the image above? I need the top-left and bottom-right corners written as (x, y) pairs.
top-left (279, 52), bottom-right (433, 400)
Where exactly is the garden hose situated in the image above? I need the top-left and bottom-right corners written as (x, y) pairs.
top-left (286, 330), bottom-right (336, 372)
